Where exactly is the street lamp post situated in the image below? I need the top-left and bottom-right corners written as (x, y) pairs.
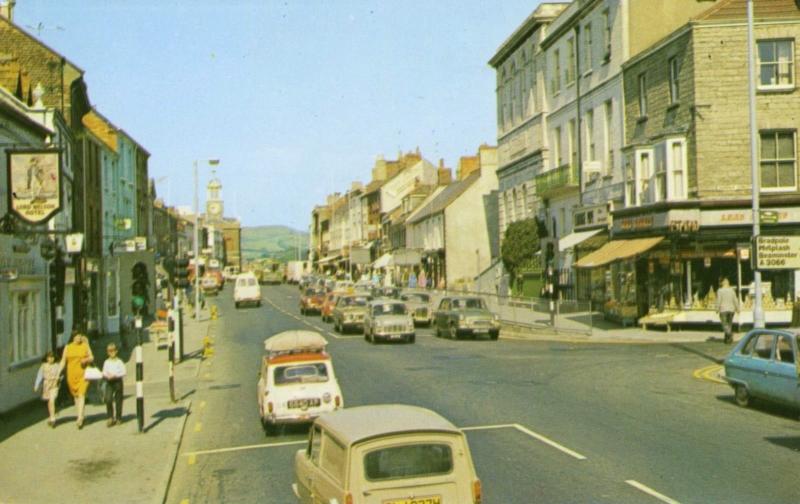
top-left (193, 159), bottom-right (219, 321)
top-left (746, 0), bottom-right (764, 329)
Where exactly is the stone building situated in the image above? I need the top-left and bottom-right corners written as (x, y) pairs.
top-left (577, 0), bottom-right (800, 326)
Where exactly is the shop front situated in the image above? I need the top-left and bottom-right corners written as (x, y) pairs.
top-left (577, 206), bottom-right (800, 328)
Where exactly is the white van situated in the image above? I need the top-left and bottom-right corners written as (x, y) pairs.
top-left (234, 272), bottom-right (261, 308)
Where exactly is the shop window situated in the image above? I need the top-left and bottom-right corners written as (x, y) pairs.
top-left (758, 39), bottom-right (794, 90)
top-left (760, 130), bottom-right (796, 191)
top-left (11, 290), bottom-right (41, 364)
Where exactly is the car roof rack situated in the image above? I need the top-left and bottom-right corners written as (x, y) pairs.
top-left (264, 330), bottom-right (328, 357)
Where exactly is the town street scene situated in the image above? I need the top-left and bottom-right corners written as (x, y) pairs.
top-left (1, 1), bottom-right (800, 503)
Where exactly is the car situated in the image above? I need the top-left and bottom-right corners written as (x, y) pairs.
top-left (233, 272), bottom-right (261, 308)
top-left (257, 331), bottom-right (344, 435)
top-left (320, 291), bottom-right (344, 323)
top-left (299, 287), bottom-right (326, 315)
top-left (363, 300), bottom-right (415, 344)
top-left (200, 274), bottom-right (220, 295)
top-left (400, 291), bottom-right (433, 326)
top-left (723, 328), bottom-right (800, 409)
top-left (373, 286), bottom-right (401, 299)
top-left (331, 294), bottom-right (372, 333)
top-left (292, 404), bottom-right (482, 504)
top-left (433, 295), bottom-right (500, 340)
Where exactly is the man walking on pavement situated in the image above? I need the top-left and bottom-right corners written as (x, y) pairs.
top-left (716, 277), bottom-right (739, 344)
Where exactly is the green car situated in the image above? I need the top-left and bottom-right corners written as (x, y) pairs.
top-left (331, 294), bottom-right (372, 334)
top-left (433, 296), bottom-right (500, 340)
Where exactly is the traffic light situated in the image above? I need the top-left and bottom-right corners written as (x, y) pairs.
top-left (131, 263), bottom-right (149, 315)
top-left (175, 258), bottom-right (190, 288)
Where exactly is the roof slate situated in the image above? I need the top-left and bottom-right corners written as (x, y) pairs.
top-left (407, 171), bottom-right (480, 225)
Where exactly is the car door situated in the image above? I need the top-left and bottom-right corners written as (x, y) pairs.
top-left (743, 331), bottom-right (776, 399)
top-left (256, 358), bottom-right (267, 416)
top-left (766, 334), bottom-right (800, 406)
top-left (295, 425), bottom-right (323, 503)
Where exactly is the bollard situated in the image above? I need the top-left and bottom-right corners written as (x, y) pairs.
top-left (210, 305), bottom-right (218, 320)
top-left (135, 315), bottom-right (144, 433)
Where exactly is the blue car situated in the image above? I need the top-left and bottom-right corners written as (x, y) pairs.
top-left (723, 329), bottom-right (800, 409)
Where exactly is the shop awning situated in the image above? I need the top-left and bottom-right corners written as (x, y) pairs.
top-left (372, 253), bottom-right (393, 269)
top-left (558, 229), bottom-right (603, 251)
top-left (574, 236), bottom-right (664, 268)
top-left (317, 254), bottom-right (341, 265)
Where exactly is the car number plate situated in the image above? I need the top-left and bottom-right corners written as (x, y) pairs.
top-left (474, 329), bottom-right (489, 334)
top-left (384, 496), bottom-right (441, 504)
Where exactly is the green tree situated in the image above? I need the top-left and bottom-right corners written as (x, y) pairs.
top-left (501, 218), bottom-right (541, 291)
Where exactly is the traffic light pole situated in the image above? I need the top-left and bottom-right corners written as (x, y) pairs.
top-left (135, 314), bottom-right (144, 433)
top-left (193, 161), bottom-right (200, 321)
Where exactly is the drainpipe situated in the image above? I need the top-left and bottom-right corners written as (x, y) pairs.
top-left (574, 25), bottom-right (583, 208)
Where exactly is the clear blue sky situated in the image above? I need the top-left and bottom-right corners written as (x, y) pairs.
top-left (15, 0), bottom-right (544, 230)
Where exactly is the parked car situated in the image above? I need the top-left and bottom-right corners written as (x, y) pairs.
top-left (257, 331), bottom-right (344, 435)
top-left (292, 404), bottom-right (482, 504)
top-left (433, 296), bottom-right (500, 340)
top-left (300, 287), bottom-right (326, 315)
top-left (332, 294), bottom-right (372, 334)
top-left (363, 300), bottom-right (415, 344)
top-left (723, 328), bottom-right (800, 409)
top-left (233, 272), bottom-right (261, 308)
top-left (400, 291), bottom-right (433, 326)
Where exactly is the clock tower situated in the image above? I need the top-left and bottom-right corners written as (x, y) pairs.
top-left (206, 176), bottom-right (223, 223)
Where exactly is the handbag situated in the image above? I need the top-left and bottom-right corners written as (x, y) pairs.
top-left (83, 366), bottom-right (103, 381)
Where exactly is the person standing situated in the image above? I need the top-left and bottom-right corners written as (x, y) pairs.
top-left (102, 343), bottom-right (126, 427)
top-left (34, 351), bottom-right (61, 428)
top-left (59, 331), bottom-right (94, 428)
top-left (716, 278), bottom-right (740, 344)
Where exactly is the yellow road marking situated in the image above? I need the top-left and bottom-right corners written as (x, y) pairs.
top-left (194, 422), bottom-right (202, 433)
top-left (180, 499), bottom-right (190, 504)
top-left (692, 364), bottom-right (726, 384)
top-left (187, 454), bottom-right (196, 465)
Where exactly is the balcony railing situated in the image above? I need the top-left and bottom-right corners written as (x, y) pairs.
top-left (535, 163), bottom-right (579, 197)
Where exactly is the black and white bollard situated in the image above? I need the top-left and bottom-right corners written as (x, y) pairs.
top-left (135, 315), bottom-right (144, 433)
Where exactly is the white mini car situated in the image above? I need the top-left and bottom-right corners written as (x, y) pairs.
top-left (257, 331), bottom-right (344, 435)
top-left (234, 272), bottom-right (261, 308)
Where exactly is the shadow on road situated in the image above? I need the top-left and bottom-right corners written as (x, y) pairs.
top-left (144, 405), bottom-right (189, 433)
top-left (670, 343), bottom-right (725, 364)
top-left (764, 436), bottom-right (800, 452)
top-left (715, 394), bottom-right (799, 421)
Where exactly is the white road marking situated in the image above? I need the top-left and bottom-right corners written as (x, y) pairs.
top-left (625, 480), bottom-right (682, 504)
top-left (460, 423), bottom-right (586, 460)
top-left (184, 440), bottom-right (306, 457)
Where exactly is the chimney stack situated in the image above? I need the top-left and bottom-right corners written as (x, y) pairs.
top-left (0, 0), bottom-right (15, 22)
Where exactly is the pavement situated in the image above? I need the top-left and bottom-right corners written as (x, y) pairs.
top-left (0, 307), bottom-right (213, 504)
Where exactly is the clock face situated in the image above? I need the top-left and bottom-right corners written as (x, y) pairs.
top-left (208, 202), bottom-right (221, 215)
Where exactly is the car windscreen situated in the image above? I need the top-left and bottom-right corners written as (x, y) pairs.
top-left (342, 297), bottom-right (370, 307)
top-left (364, 443), bottom-right (453, 481)
top-left (247, 278), bottom-right (257, 286)
top-left (452, 298), bottom-right (485, 309)
top-left (373, 304), bottom-right (406, 315)
top-left (401, 293), bottom-right (430, 302)
top-left (273, 363), bottom-right (329, 385)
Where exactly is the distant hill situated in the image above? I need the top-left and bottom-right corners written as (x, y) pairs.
top-left (242, 225), bottom-right (308, 261)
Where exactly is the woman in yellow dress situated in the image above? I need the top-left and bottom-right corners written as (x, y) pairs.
top-left (59, 331), bottom-right (94, 429)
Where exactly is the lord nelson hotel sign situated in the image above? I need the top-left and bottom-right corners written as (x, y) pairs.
top-left (6, 149), bottom-right (62, 224)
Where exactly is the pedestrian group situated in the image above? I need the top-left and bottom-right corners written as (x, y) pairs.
top-left (34, 330), bottom-right (126, 429)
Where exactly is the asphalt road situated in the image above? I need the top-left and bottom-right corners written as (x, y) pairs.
top-left (166, 284), bottom-right (800, 504)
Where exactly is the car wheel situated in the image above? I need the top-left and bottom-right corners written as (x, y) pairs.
top-left (408, 334), bottom-right (415, 344)
top-left (435, 324), bottom-right (441, 338)
top-left (334, 320), bottom-right (340, 333)
top-left (490, 331), bottom-right (499, 341)
top-left (449, 324), bottom-right (458, 340)
top-left (235, 301), bottom-right (240, 309)
top-left (735, 384), bottom-right (751, 407)
top-left (256, 300), bottom-right (261, 307)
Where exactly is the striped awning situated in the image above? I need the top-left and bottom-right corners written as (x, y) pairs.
top-left (574, 237), bottom-right (664, 268)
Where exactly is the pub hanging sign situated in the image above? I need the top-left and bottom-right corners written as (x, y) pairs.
top-left (6, 149), bottom-right (62, 224)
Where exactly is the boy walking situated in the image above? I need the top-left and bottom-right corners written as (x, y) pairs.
top-left (102, 343), bottom-right (126, 426)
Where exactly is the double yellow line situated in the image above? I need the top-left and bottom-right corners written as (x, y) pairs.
top-left (692, 363), bottom-right (726, 384)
